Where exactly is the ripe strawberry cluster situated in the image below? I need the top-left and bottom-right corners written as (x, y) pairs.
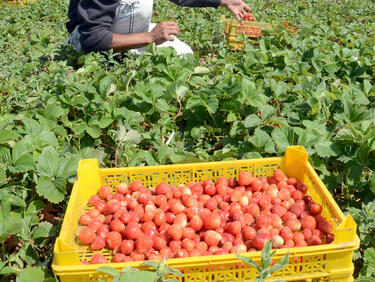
top-left (78, 169), bottom-right (334, 265)
top-left (243, 12), bottom-right (256, 21)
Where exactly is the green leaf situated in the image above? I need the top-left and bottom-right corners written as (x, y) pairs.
top-left (249, 128), bottom-right (275, 154)
top-left (1, 194), bottom-right (26, 208)
top-left (314, 141), bottom-right (340, 157)
top-left (193, 66), bottom-right (210, 74)
top-left (140, 260), bottom-right (159, 268)
top-left (260, 241), bottom-right (273, 269)
top-left (97, 266), bottom-right (120, 277)
top-left (26, 200), bottom-right (46, 216)
top-left (261, 105), bottom-right (277, 120)
top-left (165, 266), bottom-right (184, 277)
top-left (0, 216), bottom-right (23, 241)
top-left (32, 222), bottom-right (53, 239)
top-left (369, 173), bottom-right (375, 195)
top-left (57, 155), bottom-right (80, 178)
top-left (14, 154), bottom-right (35, 172)
top-left (12, 140), bottom-right (33, 164)
top-left (236, 254), bottom-right (261, 272)
top-left (17, 266), bottom-right (44, 282)
top-left (118, 271), bottom-right (157, 282)
top-left (23, 118), bottom-right (42, 135)
top-left (268, 252), bottom-right (290, 273)
top-left (86, 125), bottom-right (101, 139)
top-left (155, 99), bottom-right (170, 111)
top-left (36, 176), bottom-right (65, 203)
top-left (206, 98), bottom-right (219, 114)
top-left (39, 131), bottom-right (59, 147)
top-left (243, 114), bottom-right (262, 128)
top-left (0, 166), bottom-right (6, 185)
top-left (36, 148), bottom-right (60, 177)
top-left (99, 75), bottom-right (116, 96)
top-left (243, 152), bottom-right (263, 159)
top-left (99, 116), bottom-right (113, 128)
top-left (44, 104), bottom-right (64, 119)
top-left (364, 248), bottom-right (375, 267)
top-left (0, 147), bottom-right (12, 166)
top-left (0, 129), bottom-right (18, 143)
top-left (124, 130), bottom-right (142, 144)
top-left (240, 79), bottom-right (268, 108)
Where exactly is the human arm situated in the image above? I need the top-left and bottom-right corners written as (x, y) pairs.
top-left (168, 0), bottom-right (221, 8)
top-left (168, 0), bottom-right (252, 21)
top-left (110, 22), bottom-right (180, 51)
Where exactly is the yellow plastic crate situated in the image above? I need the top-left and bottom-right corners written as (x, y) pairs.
top-left (3, 0), bottom-right (34, 6)
top-left (221, 15), bottom-right (296, 50)
top-left (52, 146), bottom-right (359, 282)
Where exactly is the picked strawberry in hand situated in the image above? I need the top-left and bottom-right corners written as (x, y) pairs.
top-left (243, 12), bottom-right (256, 21)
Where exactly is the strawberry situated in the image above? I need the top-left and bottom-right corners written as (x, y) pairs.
top-left (286, 218), bottom-right (301, 232)
top-left (115, 183), bottom-right (129, 195)
top-left (317, 219), bottom-right (332, 234)
top-left (124, 222), bottom-right (141, 240)
top-left (243, 226), bottom-right (257, 241)
top-left (291, 190), bottom-right (304, 201)
top-left (203, 213), bottom-right (222, 230)
top-left (130, 181), bottom-right (145, 192)
top-left (90, 236), bottom-right (106, 250)
top-left (168, 224), bottom-right (183, 240)
top-left (109, 219), bottom-right (125, 233)
top-left (204, 230), bottom-right (222, 246)
top-left (91, 253), bottom-right (108, 264)
top-left (120, 240), bottom-right (134, 255)
top-left (252, 233), bottom-right (271, 250)
top-left (280, 226), bottom-right (293, 242)
top-left (238, 171), bottom-right (252, 186)
top-left (227, 221), bottom-right (242, 236)
top-left (271, 235), bottom-right (284, 248)
top-left (156, 182), bottom-right (169, 195)
top-left (98, 185), bottom-right (112, 199)
top-left (106, 231), bottom-right (122, 249)
top-left (135, 235), bottom-right (153, 253)
top-left (273, 169), bottom-right (286, 182)
top-left (79, 213), bottom-right (92, 226)
top-left (79, 227), bottom-right (96, 245)
top-left (130, 251), bottom-right (145, 261)
top-left (310, 203), bottom-right (323, 215)
top-left (290, 203), bottom-right (304, 217)
top-left (256, 214), bottom-right (272, 229)
top-left (301, 215), bottom-right (316, 230)
top-left (326, 233), bottom-right (335, 244)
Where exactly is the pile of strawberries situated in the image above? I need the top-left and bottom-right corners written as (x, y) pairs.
top-left (78, 169), bottom-right (334, 264)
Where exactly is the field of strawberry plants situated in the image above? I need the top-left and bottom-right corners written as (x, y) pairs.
top-left (0, 0), bottom-right (374, 281)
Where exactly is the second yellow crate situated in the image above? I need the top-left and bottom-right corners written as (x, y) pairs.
top-left (221, 15), bottom-right (296, 49)
top-left (52, 146), bottom-right (359, 281)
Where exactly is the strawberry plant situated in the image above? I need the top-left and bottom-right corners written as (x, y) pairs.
top-left (97, 256), bottom-right (183, 282)
top-left (237, 240), bottom-right (290, 282)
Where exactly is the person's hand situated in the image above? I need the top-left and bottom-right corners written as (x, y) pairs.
top-left (149, 22), bottom-right (180, 45)
top-left (220, 0), bottom-right (252, 22)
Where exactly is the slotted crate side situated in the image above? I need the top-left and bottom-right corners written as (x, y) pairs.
top-left (53, 146), bottom-right (359, 282)
top-left (99, 157), bottom-right (281, 189)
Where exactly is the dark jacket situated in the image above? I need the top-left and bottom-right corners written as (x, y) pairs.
top-left (67, 0), bottom-right (221, 53)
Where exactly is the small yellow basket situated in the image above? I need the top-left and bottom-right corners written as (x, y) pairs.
top-left (0, 0), bottom-right (34, 7)
top-left (52, 146), bottom-right (359, 282)
top-left (221, 15), bottom-right (296, 50)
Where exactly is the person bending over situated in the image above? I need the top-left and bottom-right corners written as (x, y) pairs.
top-left (66, 0), bottom-right (251, 55)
